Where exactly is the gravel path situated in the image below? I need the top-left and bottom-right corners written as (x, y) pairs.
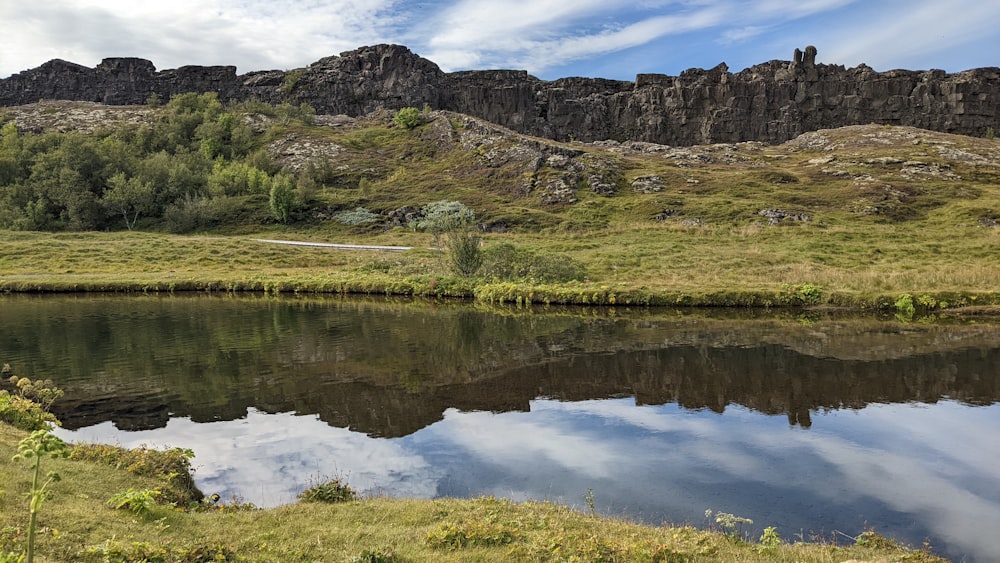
top-left (252, 239), bottom-right (412, 252)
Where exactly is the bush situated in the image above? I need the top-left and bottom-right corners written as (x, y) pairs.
top-left (268, 173), bottom-right (297, 223)
top-left (0, 393), bottom-right (58, 432)
top-left (0, 370), bottom-right (63, 431)
top-left (448, 231), bottom-right (483, 277)
top-left (480, 243), bottom-right (587, 283)
top-left (162, 196), bottom-right (245, 233)
top-left (298, 477), bottom-right (357, 504)
top-left (392, 107), bottom-right (422, 130)
top-left (332, 207), bottom-right (382, 226)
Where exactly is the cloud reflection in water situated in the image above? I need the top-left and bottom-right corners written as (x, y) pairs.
top-left (57, 398), bottom-right (1000, 562)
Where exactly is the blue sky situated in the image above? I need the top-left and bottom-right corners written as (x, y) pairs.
top-left (2, 1), bottom-right (998, 80)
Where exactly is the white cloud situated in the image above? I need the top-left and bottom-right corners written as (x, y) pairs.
top-left (0, 0), bottom-right (401, 75)
top-left (2, 0), bottom-right (996, 80)
top-left (820, 2), bottom-right (1000, 70)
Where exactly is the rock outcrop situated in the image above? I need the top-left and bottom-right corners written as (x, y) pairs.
top-left (2, 44), bottom-right (998, 146)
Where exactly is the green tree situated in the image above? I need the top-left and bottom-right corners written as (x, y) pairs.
top-left (103, 172), bottom-right (154, 230)
top-left (413, 200), bottom-right (482, 276)
top-left (269, 173), bottom-right (297, 223)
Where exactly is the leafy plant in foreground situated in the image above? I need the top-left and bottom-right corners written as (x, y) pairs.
top-left (756, 526), bottom-right (782, 553)
top-left (12, 429), bottom-right (69, 563)
top-left (107, 488), bottom-right (162, 517)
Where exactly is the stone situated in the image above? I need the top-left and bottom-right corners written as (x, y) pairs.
top-left (631, 175), bottom-right (665, 193)
top-left (758, 209), bottom-right (812, 225)
top-left (2, 43), bottom-right (999, 147)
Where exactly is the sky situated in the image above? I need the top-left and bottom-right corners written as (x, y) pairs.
top-left (2, 1), bottom-right (999, 80)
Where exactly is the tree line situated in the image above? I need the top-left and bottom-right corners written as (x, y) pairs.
top-left (0, 93), bottom-right (315, 232)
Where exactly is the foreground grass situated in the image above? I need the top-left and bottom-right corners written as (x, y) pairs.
top-left (0, 423), bottom-right (946, 562)
top-left (1, 228), bottom-right (998, 313)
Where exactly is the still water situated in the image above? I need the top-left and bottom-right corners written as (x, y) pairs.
top-left (1, 294), bottom-right (998, 561)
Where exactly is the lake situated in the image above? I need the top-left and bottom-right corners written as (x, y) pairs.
top-left (1, 294), bottom-right (998, 561)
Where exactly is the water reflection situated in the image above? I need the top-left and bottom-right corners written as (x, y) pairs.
top-left (1, 294), bottom-right (999, 561)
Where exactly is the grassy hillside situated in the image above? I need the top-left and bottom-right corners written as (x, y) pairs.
top-left (1, 99), bottom-right (999, 309)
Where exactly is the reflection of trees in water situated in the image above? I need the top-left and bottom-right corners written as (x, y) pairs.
top-left (1, 295), bottom-right (998, 436)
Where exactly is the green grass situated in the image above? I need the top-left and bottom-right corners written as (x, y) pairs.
top-left (0, 423), bottom-right (947, 562)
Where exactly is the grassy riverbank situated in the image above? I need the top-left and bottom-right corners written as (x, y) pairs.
top-left (0, 422), bottom-right (947, 562)
top-left (2, 101), bottom-right (999, 311)
top-left (2, 228), bottom-right (999, 312)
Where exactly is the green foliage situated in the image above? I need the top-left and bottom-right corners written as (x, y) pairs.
top-left (855, 529), bottom-right (899, 549)
top-left (102, 172), bottom-right (155, 230)
top-left (413, 200), bottom-right (475, 236)
top-left (268, 173), bottom-right (297, 223)
top-left (480, 243), bottom-right (587, 283)
top-left (0, 395), bottom-right (57, 434)
top-left (392, 107), bottom-right (422, 130)
top-left (297, 477), bottom-right (357, 504)
top-left (756, 526), bottom-right (782, 552)
top-left (0, 369), bottom-right (63, 432)
top-left (207, 161), bottom-right (270, 197)
top-left (107, 488), bottom-right (162, 517)
top-left (447, 230), bottom-right (483, 277)
top-left (332, 207), bottom-right (381, 226)
top-left (82, 540), bottom-right (241, 562)
top-left (281, 70), bottom-right (303, 94)
top-left (12, 428), bottom-right (69, 563)
top-left (162, 196), bottom-right (246, 233)
top-left (68, 444), bottom-right (201, 505)
top-left (783, 283), bottom-right (823, 305)
top-left (895, 293), bottom-right (916, 320)
top-left (0, 93), bottom-right (277, 232)
top-left (425, 520), bottom-right (520, 549)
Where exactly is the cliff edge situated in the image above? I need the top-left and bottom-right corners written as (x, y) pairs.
top-left (2, 44), bottom-right (998, 146)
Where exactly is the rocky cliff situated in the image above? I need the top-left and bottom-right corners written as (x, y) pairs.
top-left (2, 44), bottom-right (998, 146)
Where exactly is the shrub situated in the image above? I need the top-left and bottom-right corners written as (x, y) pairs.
top-left (392, 107), bottom-right (422, 130)
top-left (895, 293), bottom-right (915, 319)
top-left (162, 196), bottom-right (244, 233)
top-left (0, 370), bottom-right (63, 431)
top-left (297, 477), bottom-right (356, 504)
top-left (480, 243), bottom-right (587, 283)
top-left (268, 173), bottom-right (297, 223)
top-left (332, 207), bottom-right (382, 226)
top-left (0, 394), bottom-right (58, 432)
top-left (447, 231), bottom-right (483, 277)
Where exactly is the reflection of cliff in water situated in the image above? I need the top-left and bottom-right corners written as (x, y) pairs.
top-left (51, 331), bottom-right (1000, 436)
top-left (2, 294), bottom-right (997, 437)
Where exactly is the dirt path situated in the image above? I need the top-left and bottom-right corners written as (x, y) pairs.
top-left (252, 239), bottom-right (412, 252)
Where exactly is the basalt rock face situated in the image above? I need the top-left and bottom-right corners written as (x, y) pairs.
top-left (2, 44), bottom-right (998, 146)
